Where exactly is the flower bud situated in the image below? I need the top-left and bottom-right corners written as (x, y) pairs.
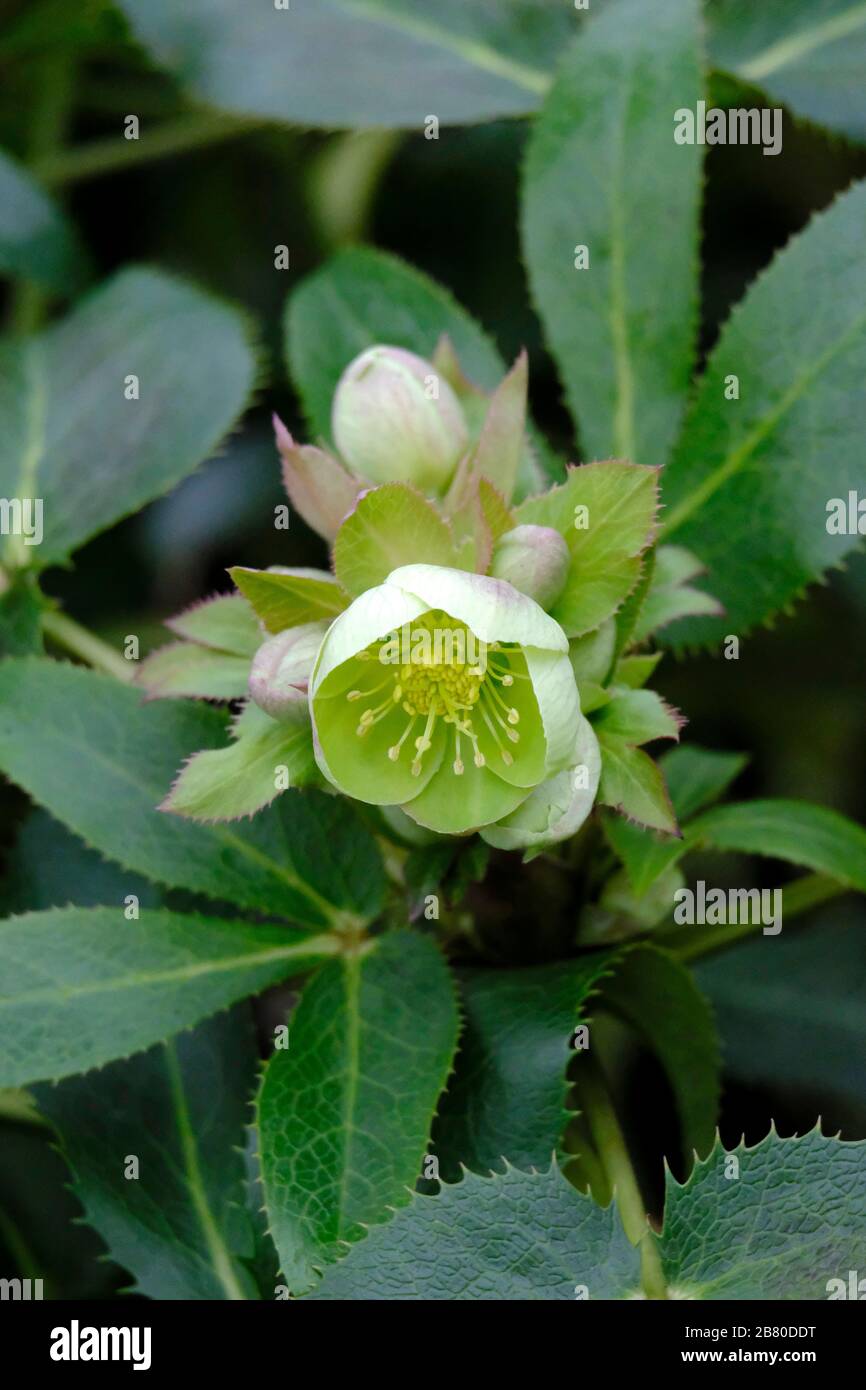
top-left (331, 345), bottom-right (468, 493)
top-left (490, 524), bottom-right (570, 610)
top-left (249, 622), bottom-right (329, 719)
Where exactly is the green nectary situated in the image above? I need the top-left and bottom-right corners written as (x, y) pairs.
top-left (309, 563), bottom-right (596, 838)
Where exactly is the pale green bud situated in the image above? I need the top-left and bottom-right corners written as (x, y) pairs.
top-left (331, 345), bottom-right (468, 493)
top-left (249, 621), bottom-right (329, 719)
top-left (490, 525), bottom-right (570, 610)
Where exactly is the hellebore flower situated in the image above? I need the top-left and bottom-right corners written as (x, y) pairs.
top-left (309, 563), bottom-right (582, 837)
top-left (331, 345), bottom-right (468, 493)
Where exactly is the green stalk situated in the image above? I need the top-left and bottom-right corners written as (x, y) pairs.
top-left (577, 1052), bottom-right (667, 1299)
top-left (42, 610), bottom-right (134, 683)
top-left (36, 111), bottom-right (267, 186)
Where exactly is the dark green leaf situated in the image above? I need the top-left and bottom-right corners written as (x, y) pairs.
top-left (0, 149), bottom-right (89, 293)
top-left (117, 0), bottom-right (573, 129)
top-left (662, 1128), bottom-right (866, 1299)
top-left (661, 180), bottom-right (866, 644)
top-left (258, 929), bottom-right (459, 1293)
top-left (522, 0), bottom-right (702, 469)
top-left (34, 1009), bottom-right (270, 1299)
top-left (0, 659), bottom-right (385, 927)
top-left (309, 1161), bottom-right (637, 1300)
top-left (0, 906), bottom-right (337, 1085)
top-left (0, 268), bottom-right (256, 568)
top-left (709, 0), bottom-right (866, 145)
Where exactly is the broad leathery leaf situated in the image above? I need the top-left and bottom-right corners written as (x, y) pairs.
top-left (661, 180), bottom-right (866, 645)
top-left (166, 593), bottom-right (262, 656)
top-left (0, 267), bottom-right (256, 568)
top-left (597, 733), bottom-right (678, 834)
top-left (0, 659), bottom-right (385, 928)
top-left (310, 1130), bottom-right (866, 1299)
top-left (522, 0), bottom-right (702, 469)
top-left (709, 0), bottom-right (866, 145)
top-left (116, 0), bottom-right (574, 129)
top-left (431, 953), bottom-right (621, 1181)
top-left (34, 1008), bottom-right (273, 1299)
top-left (309, 1162), bottom-right (638, 1300)
top-left (661, 1127), bottom-right (866, 1299)
top-left (258, 929), bottom-right (459, 1293)
top-left (0, 906), bottom-right (338, 1085)
top-left (135, 643), bottom-right (251, 700)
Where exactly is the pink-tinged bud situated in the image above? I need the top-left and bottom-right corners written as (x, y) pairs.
top-left (274, 414), bottom-right (361, 543)
top-left (331, 345), bottom-right (468, 493)
top-left (248, 622), bottom-right (329, 719)
top-left (490, 524), bottom-right (570, 610)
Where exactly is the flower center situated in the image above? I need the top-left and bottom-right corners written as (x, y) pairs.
top-left (345, 611), bottom-right (525, 779)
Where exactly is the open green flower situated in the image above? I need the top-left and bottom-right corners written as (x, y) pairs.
top-left (309, 564), bottom-right (581, 836)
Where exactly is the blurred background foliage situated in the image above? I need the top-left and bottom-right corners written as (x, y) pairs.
top-left (0, 0), bottom-right (864, 1295)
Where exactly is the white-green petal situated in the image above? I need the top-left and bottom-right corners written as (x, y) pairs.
top-left (524, 645), bottom-right (582, 775)
top-left (309, 580), bottom-right (427, 694)
top-left (480, 716), bottom-right (601, 851)
top-left (386, 565), bottom-right (568, 652)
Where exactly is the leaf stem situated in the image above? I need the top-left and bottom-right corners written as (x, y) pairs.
top-left (42, 609), bottom-right (135, 683)
top-left (577, 1051), bottom-right (667, 1299)
top-left (35, 111), bottom-right (268, 186)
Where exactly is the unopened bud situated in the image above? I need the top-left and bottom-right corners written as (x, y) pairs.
top-left (249, 622), bottom-right (329, 719)
top-left (490, 524), bottom-right (570, 610)
top-left (331, 345), bottom-right (468, 493)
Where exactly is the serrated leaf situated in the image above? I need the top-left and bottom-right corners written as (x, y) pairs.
top-left (688, 799), bottom-right (866, 893)
top-left (0, 148), bottom-right (89, 292)
top-left (598, 734), bottom-right (678, 835)
top-left (258, 929), bottom-right (459, 1293)
top-left (0, 808), bottom-right (161, 918)
top-left (0, 906), bottom-right (337, 1086)
top-left (516, 463), bottom-right (658, 636)
top-left (521, 0), bottom-right (702, 469)
top-left (166, 593), bottom-right (262, 656)
top-left (116, 0), bottom-right (572, 129)
top-left (0, 267), bottom-right (256, 569)
top-left (0, 659), bottom-right (385, 928)
top-left (135, 642), bottom-right (252, 700)
top-left (309, 1130), bottom-right (866, 1300)
top-left (603, 745), bottom-right (748, 893)
top-left (34, 1008), bottom-right (271, 1299)
top-left (431, 953), bottom-right (620, 1181)
top-left (633, 545), bottom-right (723, 642)
top-left (309, 1162), bottom-right (637, 1300)
top-left (163, 708), bottom-right (317, 822)
top-left (592, 688), bottom-right (682, 745)
top-left (661, 1128), bottom-right (866, 1299)
top-left (709, 0), bottom-right (866, 145)
top-left (230, 566), bottom-right (348, 633)
top-left (661, 180), bottom-right (866, 644)
top-left (333, 483), bottom-right (458, 596)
